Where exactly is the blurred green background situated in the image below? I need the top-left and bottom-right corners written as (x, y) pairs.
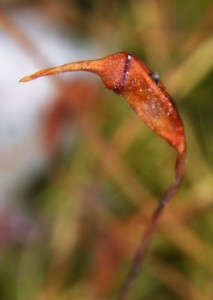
top-left (0, 0), bottom-right (213, 299)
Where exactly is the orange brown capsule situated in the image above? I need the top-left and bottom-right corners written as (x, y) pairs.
top-left (20, 51), bottom-right (187, 300)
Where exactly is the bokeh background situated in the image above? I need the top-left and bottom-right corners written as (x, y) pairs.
top-left (0, 1), bottom-right (213, 299)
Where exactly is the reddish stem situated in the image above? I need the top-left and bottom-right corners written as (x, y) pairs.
top-left (118, 150), bottom-right (186, 300)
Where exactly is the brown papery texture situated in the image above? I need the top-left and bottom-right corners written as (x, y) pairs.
top-left (20, 51), bottom-right (186, 156)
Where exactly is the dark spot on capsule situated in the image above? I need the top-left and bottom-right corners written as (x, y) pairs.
top-left (149, 72), bottom-right (160, 84)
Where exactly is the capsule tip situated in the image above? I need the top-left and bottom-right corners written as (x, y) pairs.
top-left (19, 76), bottom-right (31, 82)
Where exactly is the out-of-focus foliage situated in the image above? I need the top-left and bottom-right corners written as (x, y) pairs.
top-left (0, 1), bottom-right (213, 300)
